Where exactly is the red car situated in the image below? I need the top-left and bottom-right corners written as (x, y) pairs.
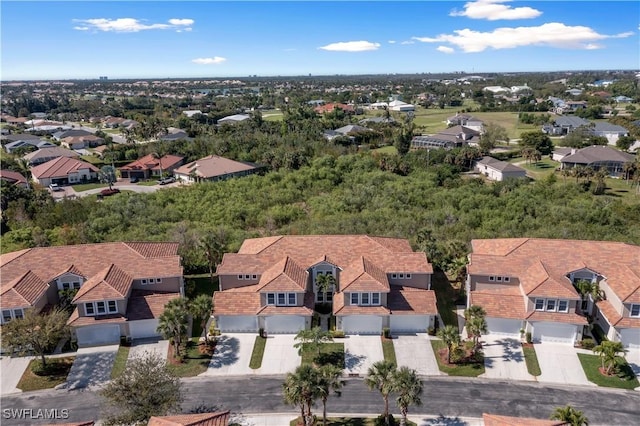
top-left (100, 188), bottom-right (121, 196)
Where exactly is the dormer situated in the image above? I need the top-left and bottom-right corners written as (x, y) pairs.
top-left (566, 267), bottom-right (602, 285)
top-left (53, 265), bottom-right (86, 292)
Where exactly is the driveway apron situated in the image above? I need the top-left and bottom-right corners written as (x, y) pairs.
top-left (200, 333), bottom-right (255, 376)
top-left (258, 334), bottom-right (300, 375)
top-left (0, 356), bottom-right (33, 395)
top-left (343, 335), bottom-right (384, 376)
top-left (534, 343), bottom-right (593, 386)
top-left (63, 345), bottom-right (119, 390)
top-left (127, 338), bottom-right (169, 363)
top-left (394, 334), bottom-right (441, 376)
top-left (480, 335), bottom-right (534, 381)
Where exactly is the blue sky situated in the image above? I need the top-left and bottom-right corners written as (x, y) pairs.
top-left (2, 1), bottom-right (639, 80)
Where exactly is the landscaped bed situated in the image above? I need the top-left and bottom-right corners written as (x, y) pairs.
top-left (301, 342), bottom-right (345, 368)
top-left (166, 338), bottom-right (213, 377)
top-left (110, 345), bottom-right (131, 379)
top-left (430, 340), bottom-right (485, 377)
top-left (17, 357), bottom-right (75, 391)
top-left (290, 416), bottom-right (417, 426)
top-left (249, 336), bottom-right (267, 369)
top-left (522, 343), bottom-right (541, 376)
top-left (381, 337), bottom-right (396, 365)
top-left (577, 353), bottom-right (639, 389)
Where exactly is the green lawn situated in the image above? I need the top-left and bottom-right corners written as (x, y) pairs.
top-left (430, 270), bottom-right (459, 328)
top-left (72, 182), bottom-right (108, 191)
top-left (522, 345), bottom-right (541, 376)
top-left (430, 340), bottom-right (485, 377)
top-left (301, 343), bottom-right (345, 368)
top-left (372, 145), bottom-right (397, 155)
top-left (577, 353), bottom-right (639, 389)
top-left (166, 338), bottom-right (212, 377)
top-left (262, 110), bottom-right (283, 122)
top-left (290, 417), bottom-right (416, 426)
top-left (137, 180), bottom-right (159, 186)
top-left (110, 346), bottom-right (130, 379)
top-left (79, 155), bottom-right (104, 165)
top-left (381, 338), bottom-right (396, 365)
top-left (509, 157), bottom-right (559, 180)
top-left (17, 357), bottom-right (75, 391)
top-left (249, 336), bottom-right (267, 369)
top-left (600, 177), bottom-right (640, 204)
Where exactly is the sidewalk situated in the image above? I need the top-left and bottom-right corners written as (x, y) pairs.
top-left (239, 413), bottom-right (484, 426)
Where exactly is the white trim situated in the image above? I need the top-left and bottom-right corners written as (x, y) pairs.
top-left (1, 308), bottom-right (25, 324)
top-left (351, 292), bottom-right (382, 306)
top-left (85, 300), bottom-right (118, 316)
top-left (631, 304), bottom-right (640, 318)
top-left (266, 292), bottom-right (297, 306)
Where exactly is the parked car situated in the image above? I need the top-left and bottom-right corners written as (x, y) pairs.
top-left (100, 188), bottom-right (121, 196)
top-left (49, 183), bottom-right (63, 192)
top-left (157, 176), bottom-right (176, 185)
top-left (129, 176), bottom-right (139, 183)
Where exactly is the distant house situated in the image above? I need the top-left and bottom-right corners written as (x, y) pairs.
top-left (4, 138), bottom-right (56, 154)
top-left (174, 155), bottom-right (262, 183)
top-left (446, 114), bottom-right (484, 133)
top-left (103, 116), bottom-right (138, 129)
top-left (31, 156), bottom-right (99, 187)
top-left (542, 116), bottom-right (590, 136)
top-left (61, 135), bottom-right (104, 150)
top-left (359, 116), bottom-right (396, 125)
top-left (0, 170), bottom-right (29, 189)
top-left (367, 102), bottom-right (388, 110)
top-left (565, 88), bottom-right (583, 97)
top-left (119, 154), bottom-right (184, 180)
top-left (2, 133), bottom-right (42, 143)
top-left (613, 95), bottom-right (634, 103)
top-left (314, 103), bottom-right (355, 115)
top-left (182, 110), bottom-right (203, 118)
top-left (217, 114), bottom-right (250, 125)
top-left (23, 147), bottom-right (79, 166)
top-left (53, 129), bottom-right (94, 141)
top-left (475, 157), bottom-right (527, 181)
top-left (560, 145), bottom-right (635, 177)
top-left (159, 130), bottom-right (191, 142)
top-left (591, 122), bottom-right (629, 144)
top-left (388, 100), bottom-right (415, 112)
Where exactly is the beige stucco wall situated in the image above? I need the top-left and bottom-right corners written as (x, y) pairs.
top-left (599, 280), bottom-right (623, 313)
top-left (469, 274), bottom-right (519, 291)
top-left (388, 273), bottom-right (431, 289)
top-left (132, 276), bottom-right (182, 292)
top-left (219, 274), bottom-right (260, 291)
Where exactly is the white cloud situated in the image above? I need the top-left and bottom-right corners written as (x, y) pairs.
top-left (412, 23), bottom-right (634, 52)
top-left (319, 41), bottom-right (380, 52)
top-left (72, 17), bottom-right (194, 33)
top-left (192, 57), bottom-right (227, 65)
top-left (437, 46), bottom-right (455, 54)
top-left (400, 40), bottom-right (415, 45)
top-left (450, 0), bottom-right (542, 21)
top-left (388, 40), bottom-right (396, 44)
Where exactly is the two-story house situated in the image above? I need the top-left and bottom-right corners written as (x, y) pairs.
top-left (466, 238), bottom-right (640, 348)
top-left (213, 235), bottom-right (437, 335)
top-left (0, 242), bottom-right (184, 347)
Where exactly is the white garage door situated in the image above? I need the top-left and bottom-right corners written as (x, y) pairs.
top-left (486, 318), bottom-right (522, 336)
top-left (342, 315), bottom-right (382, 335)
top-left (217, 316), bottom-right (257, 332)
top-left (390, 315), bottom-right (430, 333)
top-left (76, 325), bottom-right (121, 348)
top-left (532, 322), bottom-right (576, 344)
top-left (129, 319), bottom-right (160, 340)
top-left (620, 329), bottom-right (640, 349)
top-left (265, 316), bottom-right (306, 334)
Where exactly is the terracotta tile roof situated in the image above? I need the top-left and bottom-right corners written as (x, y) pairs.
top-left (526, 310), bottom-right (588, 325)
top-left (469, 238), bottom-right (640, 308)
top-left (124, 242), bottom-right (182, 258)
top-left (0, 169), bottom-right (28, 185)
top-left (470, 290), bottom-right (526, 320)
top-left (523, 262), bottom-right (579, 299)
top-left (42, 422), bottom-right (95, 426)
top-left (257, 257), bottom-right (308, 292)
top-left (119, 154), bottom-right (184, 172)
top-left (73, 264), bottom-right (133, 303)
top-left (388, 287), bottom-right (437, 315)
top-left (126, 291), bottom-right (181, 321)
top-left (1, 271), bottom-right (49, 309)
top-left (0, 249), bottom-right (30, 267)
top-left (340, 257), bottom-right (390, 292)
top-left (213, 291), bottom-right (261, 315)
top-left (148, 411), bottom-right (230, 426)
top-left (67, 308), bottom-right (126, 327)
top-left (31, 156), bottom-right (99, 179)
top-left (334, 303), bottom-right (390, 315)
top-left (174, 155), bottom-right (260, 179)
top-left (483, 413), bottom-right (567, 426)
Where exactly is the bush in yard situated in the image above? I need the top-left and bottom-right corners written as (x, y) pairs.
top-left (526, 332), bottom-right (532, 344)
top-left (427, 327), bottom-right (436, 336)
top-left (449, 346), bottom-right (466, 364)
top-left (330, 330), bottom-right (345, 338)
top-left (580, 338), bottom-right (596, 350)
top-left (382, 327), bottom-right (391, 339)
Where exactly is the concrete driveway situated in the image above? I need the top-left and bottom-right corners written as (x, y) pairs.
top-left (258, 334), bottom-right (300, 375)
top-left (480, 335), bottom-right (534, 381)
top-left (394, 334), bottom-right (441, 376)
top-left (127, 338), bottom-right (169, 363)
top-left (0, 356), bottom-right (33, 395)
top-left (63, 345), bottom-right (119, 390)
top-left (343, 335), bottom-right (384, 376)
top-left (200, 333), bottom-right (254, 376)
top-left (534, 343), bottom-right (594, 386)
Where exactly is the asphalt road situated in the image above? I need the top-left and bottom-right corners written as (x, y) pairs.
top-left (1, 376), bottom-right (639, 425)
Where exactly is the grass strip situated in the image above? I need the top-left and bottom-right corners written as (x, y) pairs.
top-left (249, 336), bottom-right (267, 369)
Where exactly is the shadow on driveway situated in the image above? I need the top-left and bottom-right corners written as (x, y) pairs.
top-left (344, 350), bottom-right (366, 371)
top-left (63, 346), bottom-right (118, 390)
top-left (208, 336), bottom-right (240, 368)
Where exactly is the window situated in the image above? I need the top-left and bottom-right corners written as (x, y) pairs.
top-left (141, 279), bottom-right (148, 285)
top-left (371, 293), bottom-right (380, 305)
top-left (85, 303), bottom-right (95, 315)
top-left (361, 293), bottom-right (370, 305)
top-left (237, 275), bottom-right (243, 280)
top-left (267, 293), bottom-right (275, 305)
top-left (399, 273), bottom-right (404, 279)
top-left (535, 299), bottom-right (545, 311)
top-left (489, 276), bottom-right (495, 282)
top-left (156, 278), bottom-right (162, 283)
top-left (558, 300), bottom-right (569, 312)
top-left (277, 293), bottom-right (286, 305)
top-left (63, 282), bottom-right (70, 290)
top-left (406, 274), bottom-right (411, 279)
top-left (96, 302), bottom-right (106, 314)
top-left (631, 304), bottom-right (640, 317)
top-left (2, 310), bottom-right (12, 323)
top-left (326, 291), bottom-right (333, 302)
top-left (252, 274), bottom-right (257, 280)
top-left (14, 309), bottom-right (24, 319)
top-left (108, 301), bottom-right (117, 313)
top-left (546, 299), bottom-right (556, 311)
top-left (504, 277), bottom-right (510, 283)
top-left (245, 274), bottom-right (251, 280)
top-left (391, 273), bottom-right (397, 279)
top-left (581, 300), bottom-right (588, 311)
top-left (351, 293), bottom-right (359, 305)
top-left (316, 291), bottom-right (324, 303)
top-left (496, 276), bottom-right (502, 282)
top-left (288, 293), bottom-right (296, 306)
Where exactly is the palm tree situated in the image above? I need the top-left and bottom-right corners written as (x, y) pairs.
top-left (573, 279), bottom-right (604, 315)
top-left (190, 294), bottom-right (213, 343)
top-left (283, 365), bottom-right (318, 426)
top-left (316, 364), bottom-right (344, 426)
top-left (283, 370), bottom-right (306, 423)
top-left (364, 360), bottom-right (397, 425)
top-left (464, 305), bottom-right (486, 321)
top-left (294, 326), bottom-right (333, 357)
top-left (593, 340), bottom-right (626, 375)
top-left (437, 325), bottom-right (461, 364)
top-left (315, 273), bottom-right (336, 303)
top-left (466, 316), bottom-right (487, 351)
top-left (156, 298), bottom-right (189, 358)
top-left (393, 366), bottom-right (422, 426)
top-left (550, 405), bottom-right (589, 426)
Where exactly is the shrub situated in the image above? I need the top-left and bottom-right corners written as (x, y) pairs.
top-left (427, 326), bottom-right (436, 336)
top-left (330, 330), bottom-right (345, 338)
top-left (450, 346), bottom-right (466, 364)
top-left (581, 338), bottom-right (596, 350)
top-left (374, 414), bottom-right (397, 426)
top-left (382, 327), bottom-right (391, 339)
top-left (526, 332), bottom-right (532, 344)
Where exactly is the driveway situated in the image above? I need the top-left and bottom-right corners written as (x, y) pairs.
top-left (127, 338), bottom-right (169, 363)
top-left (0, 356), bottom-right (33, 395)
top-left (343, 335), bottom-right (384, 376)
top-left (258, 334), bottom-right (300, 375)
top-left (200, 333), bottom-right (255, 376)
top-left (394, 334), bottom-right (441, 376)
top-left (479, 335), bottom-right (534, 381)
top-left (534, 343), bottom-right (594, 386)
top-left (63, 345), bottom-right (119, 390)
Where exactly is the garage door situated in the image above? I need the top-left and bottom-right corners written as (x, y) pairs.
top-left (129, 319), bottom-right (160, 340)
top-left (76, 325), bottom-right (121, 348)
top-left (390, 315), bottom-right (430, 333)
top-left (620, 329), bottom-right (640, 349)
top-left (217, 316), bottom-right (257, 332)
top-left (532, 322), bottom-right (577, 344)
top-left (486, 318), bottom-right (522, 336)
top-left (265, 316), bottom-right (306, 334)
top-left (342, 315), bottom-right (382, 335)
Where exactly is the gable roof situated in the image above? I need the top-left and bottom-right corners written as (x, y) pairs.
top-left (0, 169), bottom-right (28, 185)
top-left (334, 124), bottom-right (370, 135)
top-left (258, 257), bottom-right (308, 292)
top-left (340, 256), bottom-right (390, 292)
top-left (173, 155), bottom-right (259, 179)
top-left (1, 271), bottom-right (49, 308)
top-left (560, 145), bottom-right (635, 164)
top-left (23, 147), bottom-right (79, 162)
top-left (120, 154), bottom-right (184, 172)
top-left (31, 156), bottom-right (99, 179)
top-left (477, 156), bottom-right (526, 173)
top-left (73, 264), bottom-right (133, 302)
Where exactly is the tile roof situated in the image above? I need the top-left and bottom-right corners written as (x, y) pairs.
top-left (148, 411), bottom-right (230, 426)
top-left (560, 145), bottom-right (635, 165)
top-left (257, 257), bottom-right (308, 292)
top-left (1, 271), bottom-right (49, 308)
top-left (470, 290), bottom-right (526, 320)
top-left (42, 422), bottom-right (95, 426)
top-left (119, 154), bottom-right (184, 172)
top-left (23, 147), bottom-right (78, 162)
top-left (173, 155), bottom-right (260, 179)
top-left (213, 290), bottom-right (261, 315)
top-left (483, 413), bottom-right (567, 426)
top-left (334, 303), bottom-right (390, 315)
top-left (387, 287), bottom-right (437, 315)
top-left (526, 310), bottom-right (587, 325)
top-left (340, 257), bottom-right (390, 292)
top-left (73, 264), bottom-right (133, 302)
top-left (126, 291), bottom-right (181, 321)
top-left (67, 308), bottom-right (126, 327)
top-left (31, 156), bottom-right (99, 179)
top-left (0, 170), bottom-right (28, 185)
top-left (596, 300), bottom-right (640, 328)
